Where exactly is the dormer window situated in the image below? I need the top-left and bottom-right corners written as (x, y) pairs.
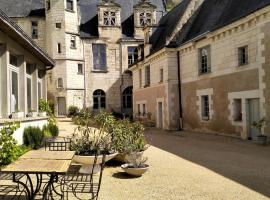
top-left (104, 11), bottom-right (116, 26)
top-left (139, 12), bottom-right (152, 27)
top-left (66, 0), bottom-right (74, 11)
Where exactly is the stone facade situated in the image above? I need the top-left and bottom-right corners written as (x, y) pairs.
top-left (132, 0), bottom-right (270, 140)
top-left (6, 0), bottom-right (165, 116)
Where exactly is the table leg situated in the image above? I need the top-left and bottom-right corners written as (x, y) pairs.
top-left (42, 174), bottom-right (63, 200)
top-left (13, 173), bottom-right (33, 200)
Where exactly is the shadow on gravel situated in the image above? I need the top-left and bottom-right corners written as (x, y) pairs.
top-left (112, 172), bottom-right (140, 179)
top-left (145, 128), bottom-right (270, 198)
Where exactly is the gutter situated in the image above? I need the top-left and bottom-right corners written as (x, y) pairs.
top-left (177, 51), bottom-right (183, 130)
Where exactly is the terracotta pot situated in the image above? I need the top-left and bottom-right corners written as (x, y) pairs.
top-left (73, 152), bottom-right (118, 173)
top-left (121, 164), bottom-right (149, 177)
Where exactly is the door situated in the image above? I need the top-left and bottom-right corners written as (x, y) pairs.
top-left (248, 98), bottom-right (260, 139)
top-left (158, 102), bottom-right (163, 129)
top-left (58, 97), bottom-right (66, 116)
top-left (122, 86), bottom-right (133, 118)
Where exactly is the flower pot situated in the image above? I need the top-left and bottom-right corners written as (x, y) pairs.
top-left (39, 112), bottom-right (47, 117)
top-left (73, 152), bottom-right (118, 174)
top-left (28, 112), bottom-right (38, 118)
top-left (254, 135), bottom-right (268, 145)
top-left (114, 151), bottom-right (144, 163)
top-left (12, 112), bottom-right (24, 119)
top-left (121, 164), bottom-right (149, 177)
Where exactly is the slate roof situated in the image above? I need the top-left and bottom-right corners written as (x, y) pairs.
top-left (149, 0), bottom-right (190, 54)
top-left (174, 0), bottom-right (270, 46)
top-left (0, 0), bottom-right (166, 38)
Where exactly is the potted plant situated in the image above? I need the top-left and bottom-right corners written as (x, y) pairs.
top-left (70, 112), bottom-right (118, 173)
top-left (27, 110), bottom-right (38, 118)
top-left (121, 154), bottom-right (149, 177)
top-left (113, 120), bottom-right (148, 163)
top-left (251, 118), bottom-right (268, 145)
top-left (12, 109), bottom-right (24, 119)
top-left (39, 99), bottom-right (48, 117)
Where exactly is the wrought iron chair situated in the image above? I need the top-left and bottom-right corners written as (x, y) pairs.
top-left (60, 153), bottom-right (107, 200)
top-left (0, 173), bottom-right (30, 200)
top-left (45, 137), bottom-right (71, 151)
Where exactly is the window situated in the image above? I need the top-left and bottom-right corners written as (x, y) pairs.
top-left (199, 47), bottom-right (211, 75)
top-left (38, 81), bottom-right (42, 100)
top-left (201, 95), bottom-right (209, 120)
top-left (46, 0), bottom-right (51, 11)
top-left (128, 47), bottom-right (138, 66)
top-left (142, 104), bottom-right (146, 115)
top-left (57, 43), bottom-right (61, 53)
top-left (233, 99), bottom-right (242, 121)
top-left (145, 65), bottom-right (150, 87)
top-left (159, 68), bottom-right (163, 83)
top-left (139, 12), bottom-right (152, 27)
top-left (92, 44), bottom-right (107, 71)
top-left (70, 36), bottom-right (76, 49)
top-left (78, 64), bottom-right (83, 74)
top-left (56, 23), bottom-right (61, 29)
top-left (137, 104), bottom-right (140, 114)
top-left (103, 11), bottom-right (116, 26)
top-left (238, 46), bottom-right (248, 66)
top-left (66, 0), bottom-right (74, 11)
top-left (139, 69), bottom-right (142, 88)
top-left (123, 86), bottom-right (133, 109)
top-left (27, 78), bottom-right (32, 112)
top-left (31, 21), bottom-right (38, 39)
top-left (10, 54), bottom-right (18, 67)
top-left (93, 89), bottom-right (106, 110)
top-left (11, 71), bottom-right (19, 112)
top-left (57, 78), bottom-right (63, 88)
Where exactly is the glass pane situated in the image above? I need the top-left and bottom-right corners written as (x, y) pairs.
top-left (11, 71), bottom-right (18, 112)
top-left (100, 97), bottom-right (106, 108)
top-left (93, 97), bottom-right (99, 109)
top-left (93, 44), bottom-right (107, 70)
top-left (27, 78), bottom-right (32, 111)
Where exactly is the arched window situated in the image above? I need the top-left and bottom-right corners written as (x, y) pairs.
top-left (122, 86), bottom-right (133, 109)
top-left (93, 89), bottom-right (106, 110)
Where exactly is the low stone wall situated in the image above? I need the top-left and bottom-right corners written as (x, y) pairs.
top-left (0, 117), bottom-right (48, 145)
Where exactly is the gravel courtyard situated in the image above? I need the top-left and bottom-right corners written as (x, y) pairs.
top-left (58, 119), bottom-right (270, 200)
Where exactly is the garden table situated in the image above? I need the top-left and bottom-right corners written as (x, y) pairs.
top-left (1, 150), bottom-right (75, 200)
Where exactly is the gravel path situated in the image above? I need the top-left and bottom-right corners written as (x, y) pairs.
top-left (58, 120), bottom-right (270, 200)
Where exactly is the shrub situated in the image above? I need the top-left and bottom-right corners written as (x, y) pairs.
top-left (23, 126), bottom-right (44, 150)
top-left (0, 122), bottom-right (21, 166)
top-left (68, 106), bottom-right (79, 117)
top-left (47, 123), bottom-right (59, 137)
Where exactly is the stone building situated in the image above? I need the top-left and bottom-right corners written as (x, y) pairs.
top-left (0, 0), bottom-right (166, 116)
top-left (131, 0), bottom-right (270, 140)
top-left (0, 8), bottom-right (54, 144)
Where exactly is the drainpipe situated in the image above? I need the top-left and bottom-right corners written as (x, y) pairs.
top-left (177, 51), bottom-right (183, 130)
top-left (82, 40), bottom-right (87, 109)
top-left (119, 42), bottom-right (124, 114)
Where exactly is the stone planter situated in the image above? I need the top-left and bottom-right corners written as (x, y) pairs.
top-left (114, 151), bottom-right (144, 163)
top-left (28, 112), bottom-right (38, 118)
top-left (254, 135), bottom-right (268, 145)
top-left (73, 152), bottom-right (118, 174)
top-left (39, 112), bottom-right (47, 117)
top-left (12, 112), bottom-right (24, 119)
top-left (121, 164), bottom-right (149, 177)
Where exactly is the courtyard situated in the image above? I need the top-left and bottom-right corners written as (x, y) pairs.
top-left (57, 119), bottom-right (270, 200)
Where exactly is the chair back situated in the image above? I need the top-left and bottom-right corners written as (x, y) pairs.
top-left (45, 137), bottom-right (71, 151)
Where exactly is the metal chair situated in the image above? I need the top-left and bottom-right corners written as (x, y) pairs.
top-left (60, 153), bottom-right (107, 200)
top-left (45, 137), bottom-right (71, 151)
top-left (0, 173), bottom-right (30, 200)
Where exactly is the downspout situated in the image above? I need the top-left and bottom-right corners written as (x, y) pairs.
top-left (82, 40), bottom-right (87, 108)
top-left (177, 51), bottom-right (183, 130)
top-left (119, 42), bottom-right (124, 115)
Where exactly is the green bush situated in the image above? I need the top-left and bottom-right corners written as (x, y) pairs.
top-left (23, 126), bottom-right (44, 150)
top-left (0, 122), bottom-right (21, 166)
top-left (47, 123), bottom-right (59, 137)
top-left (68, 106), bottom-right (79, 117)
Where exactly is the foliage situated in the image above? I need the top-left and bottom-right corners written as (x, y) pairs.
top-left (70, 112), bottom-right (116, 156)
top-left (72, 108), bottom-right (95, 126)
top-left (0, 122), bottom-right (21, 166)
top-left (23, 126), bottom-right (44, 150)
top-left (112, 119), bottom-right (148, 154)
top-left (47, 123), bottom-right (59, 137)
top-left (252, 117), bottom-right (266, 135)
top-left (39, 99), bottom-right (51, 113)
top-left (68, 106), bottom-right (79, 117)
top-left (126, 154), bottom-right (148, 168)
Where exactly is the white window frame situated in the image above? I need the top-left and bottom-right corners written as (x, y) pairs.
top-left (57, 77), bottom-right (64, 88)
top-left (196, 88), bottom-right (213, 122)
top-left (139, 12), bottom-right (152, 27)
top-left (198, 46), bottom-right (211, 75)
top-left (9, 64), bottom-right (20, 113)
top-left (103, 11), bottom-right (116, 26)
top-left (70, 36), bottom-right (76, 49)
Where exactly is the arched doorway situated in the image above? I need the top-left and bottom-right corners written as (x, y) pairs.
top-left (122, 86), bottom-right (133, 117)
top-left (93, 89), bottom-right (106, 112)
